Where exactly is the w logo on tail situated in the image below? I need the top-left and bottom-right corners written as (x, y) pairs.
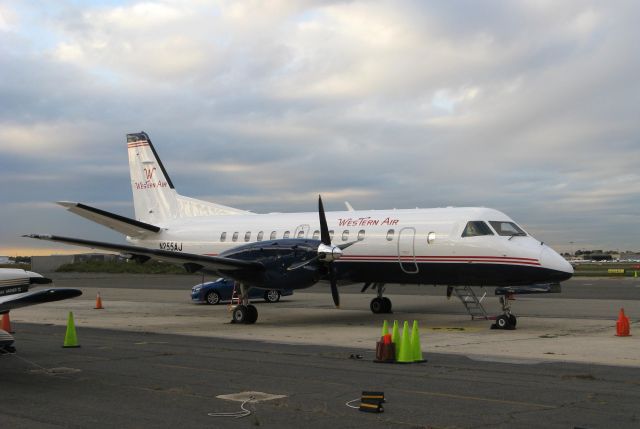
top-left (144, 167), bottom-right (156, 180)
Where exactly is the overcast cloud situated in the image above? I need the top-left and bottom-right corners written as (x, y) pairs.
top-left (1, 0), bottom-right (639, 255)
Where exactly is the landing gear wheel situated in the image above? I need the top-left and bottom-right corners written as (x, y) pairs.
top-left (382, 297), bottom-right (392, 313)
top-left (205, 291), bottom-right (220, 305)
top-left (232, 305), bottom-right (248, 323)
top-left (494, 314), bottom-right (516, 330)
top-left (496, 315), bottom-right (509, 329)
top-left (245, 305), bottom-right (258, 324)
top-left (370, 297), bottom-right (384, 314)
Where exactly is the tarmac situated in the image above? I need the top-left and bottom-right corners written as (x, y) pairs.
top-left (1, 274), bottom-right (640, 428)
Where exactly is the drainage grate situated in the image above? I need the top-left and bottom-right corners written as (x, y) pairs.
top-left (216, 391), bottom-right (287, 403)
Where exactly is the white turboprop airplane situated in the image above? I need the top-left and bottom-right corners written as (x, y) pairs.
top-left (0, 268), bottom-right (82, 353)
top-left (27, 132), bottom-right (573, 327)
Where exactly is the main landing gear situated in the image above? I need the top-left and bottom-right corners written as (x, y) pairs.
top-left (231, 283), bottom-right (258, 324)
top-left (367, 283), bottom-right (392, 314)
top-left (492, 295), bottom-right (517, 330)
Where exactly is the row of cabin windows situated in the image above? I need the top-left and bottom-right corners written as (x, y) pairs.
top-left (219, 229), bottom-right (400, 243)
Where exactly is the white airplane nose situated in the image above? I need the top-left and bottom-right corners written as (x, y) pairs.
top-left (540, 245), bottom-right (573, 280)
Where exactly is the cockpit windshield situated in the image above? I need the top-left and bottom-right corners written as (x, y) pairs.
top-left (489, 221), bottom-right (527, 237)
top-left (461, 221), bottom-right (494, 237)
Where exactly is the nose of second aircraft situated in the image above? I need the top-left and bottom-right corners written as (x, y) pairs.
top-left (539, 245), bottom-right (574, 282)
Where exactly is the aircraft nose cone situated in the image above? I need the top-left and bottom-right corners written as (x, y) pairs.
top-left (540, 245), bottom-right (573, 281)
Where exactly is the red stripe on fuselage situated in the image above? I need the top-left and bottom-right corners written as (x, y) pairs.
top-left (340, 255), bottom-right (541, 266)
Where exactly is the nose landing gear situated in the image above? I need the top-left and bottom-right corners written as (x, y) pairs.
top-left (492, 295), bottom-right (517, 330)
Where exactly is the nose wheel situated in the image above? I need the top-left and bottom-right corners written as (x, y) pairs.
top-left (492, 296), bottom-right (517, 330)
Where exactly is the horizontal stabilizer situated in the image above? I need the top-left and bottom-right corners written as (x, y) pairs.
top-left (58, 201), bottom-right (160, 237)
top-left (0, 288), bottom-right (82, 313)
top-left (494, 283), bottom-right (561, 296)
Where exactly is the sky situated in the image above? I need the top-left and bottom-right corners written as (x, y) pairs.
top-left (1, 0), bottom-right (639, 256)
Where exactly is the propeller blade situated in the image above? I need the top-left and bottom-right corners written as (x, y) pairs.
top-left (337, 241), bottom-right (358, 251)
top-left (287, 256), bottom-right (319, 271)
top-left (318, 195), bottom-right (331, 246)
top-left (360, 282), bottom-right (371, 293)
top-left (330, 266), bottom-right (340, 308)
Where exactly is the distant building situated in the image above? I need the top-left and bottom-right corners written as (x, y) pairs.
top-left (0, 256), bottom-right (10, 264)
top-left (31, 253), bottom-right (124, 273)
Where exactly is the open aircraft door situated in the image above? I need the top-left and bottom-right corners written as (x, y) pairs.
top-left (398, 227), bottom-right (419, 274)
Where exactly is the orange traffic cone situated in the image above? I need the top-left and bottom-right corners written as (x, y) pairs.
top-left (1, 313), bottom-right (14, 334)
top-left (616, 308), bottom-right (631, 337)
top-left (94, 292), bottom-right (104, 310)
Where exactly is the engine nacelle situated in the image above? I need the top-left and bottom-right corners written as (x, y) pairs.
top-left (219, 239), bottom-right (324, 290)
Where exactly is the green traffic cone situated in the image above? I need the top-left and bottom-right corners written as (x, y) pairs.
top-left (397, 321), bottom-right (413, 363)
top-left (381, 320), bottom-right (389, 338)
top-left (411, 320), bottom-right (425, 362)
top-left (63, 311), bottom-right (80, 348)
top-left (391, 320), bottom-right (400, 360)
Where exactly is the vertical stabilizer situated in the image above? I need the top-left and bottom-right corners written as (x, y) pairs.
top-left (127, 132), bottom-right (252, 224)
top-left (127, 132), bottom-right (180, 223)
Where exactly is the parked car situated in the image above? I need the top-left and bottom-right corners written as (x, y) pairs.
top-left (191, 278), bottom-right (293, 305)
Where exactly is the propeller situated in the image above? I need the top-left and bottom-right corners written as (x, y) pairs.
top-left (286, 195), bottom-right (356, 308)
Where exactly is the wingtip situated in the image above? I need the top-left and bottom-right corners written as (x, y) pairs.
top-left (57, 201), bottom-right (77, 209)
top-left (23, 234), bottom-right (52, 240)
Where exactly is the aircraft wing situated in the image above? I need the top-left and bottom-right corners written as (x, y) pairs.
top-left (0, 288), bottom-right (83, 313)
top-left (25, 234), bottom-right (265, 276)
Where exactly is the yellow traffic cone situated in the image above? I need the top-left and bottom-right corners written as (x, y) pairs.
top-left (391, 320), bottom-right (400, 360)
top-left (410, 320), bottom-right (425, 362)
top-left (397, 321), bottom-right (414, 363)
top-left (381, 320), bottom-right (389, 337)
top-left (63, 311), bottom-right (80, 348)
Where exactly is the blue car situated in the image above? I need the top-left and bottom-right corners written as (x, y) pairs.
top-left (191, 278), bottom-right (293, 305)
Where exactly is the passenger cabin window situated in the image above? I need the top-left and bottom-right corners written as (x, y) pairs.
top-left (220, 232), bottom-right (227, 242)
top-left (342, 230), bottom-right (349, 241)
top-left (232, 232), bottom-right (239, 242)
top-left (357, 230), bottom-right (365, 241)
top-left (257, 231), bottom-right (264, 241)
top-left (461, 221), bottom-right (493, 237)
top-left (312, 230), bottom-right (320, 240)
top-left (489, 221), bottom-right (526, 237)
top-left (270, 231), bottom-right (277, 240)
top-left (283, 231), bottom-right (290, 239)
top-left (386, 229), bottom-right (394, 241)
top-left (297, 230), bottom-right (305, 238)
top-left (244, 231), bottom-right (251, 242)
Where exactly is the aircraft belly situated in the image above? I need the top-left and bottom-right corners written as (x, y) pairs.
top-left (335, 261), bottom-right (569, 286)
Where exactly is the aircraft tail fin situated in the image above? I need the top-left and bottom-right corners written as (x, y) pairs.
top-left (127, 132), bottom-right (251, 224)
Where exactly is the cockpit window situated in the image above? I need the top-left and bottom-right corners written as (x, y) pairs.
top-left (461, 221), bottom-right (494, 237)
top-left (489, 221), bottom-right (526, 237)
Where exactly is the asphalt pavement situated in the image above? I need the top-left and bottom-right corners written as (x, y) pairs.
top-left (2, 322), bottom-right (639, 429)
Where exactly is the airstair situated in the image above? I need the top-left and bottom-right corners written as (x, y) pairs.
top-left (452, 286), bottom-right (489, 320)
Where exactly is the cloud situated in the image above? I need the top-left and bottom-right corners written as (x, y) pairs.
top-left (1, 0), bottom-right (639, 253)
